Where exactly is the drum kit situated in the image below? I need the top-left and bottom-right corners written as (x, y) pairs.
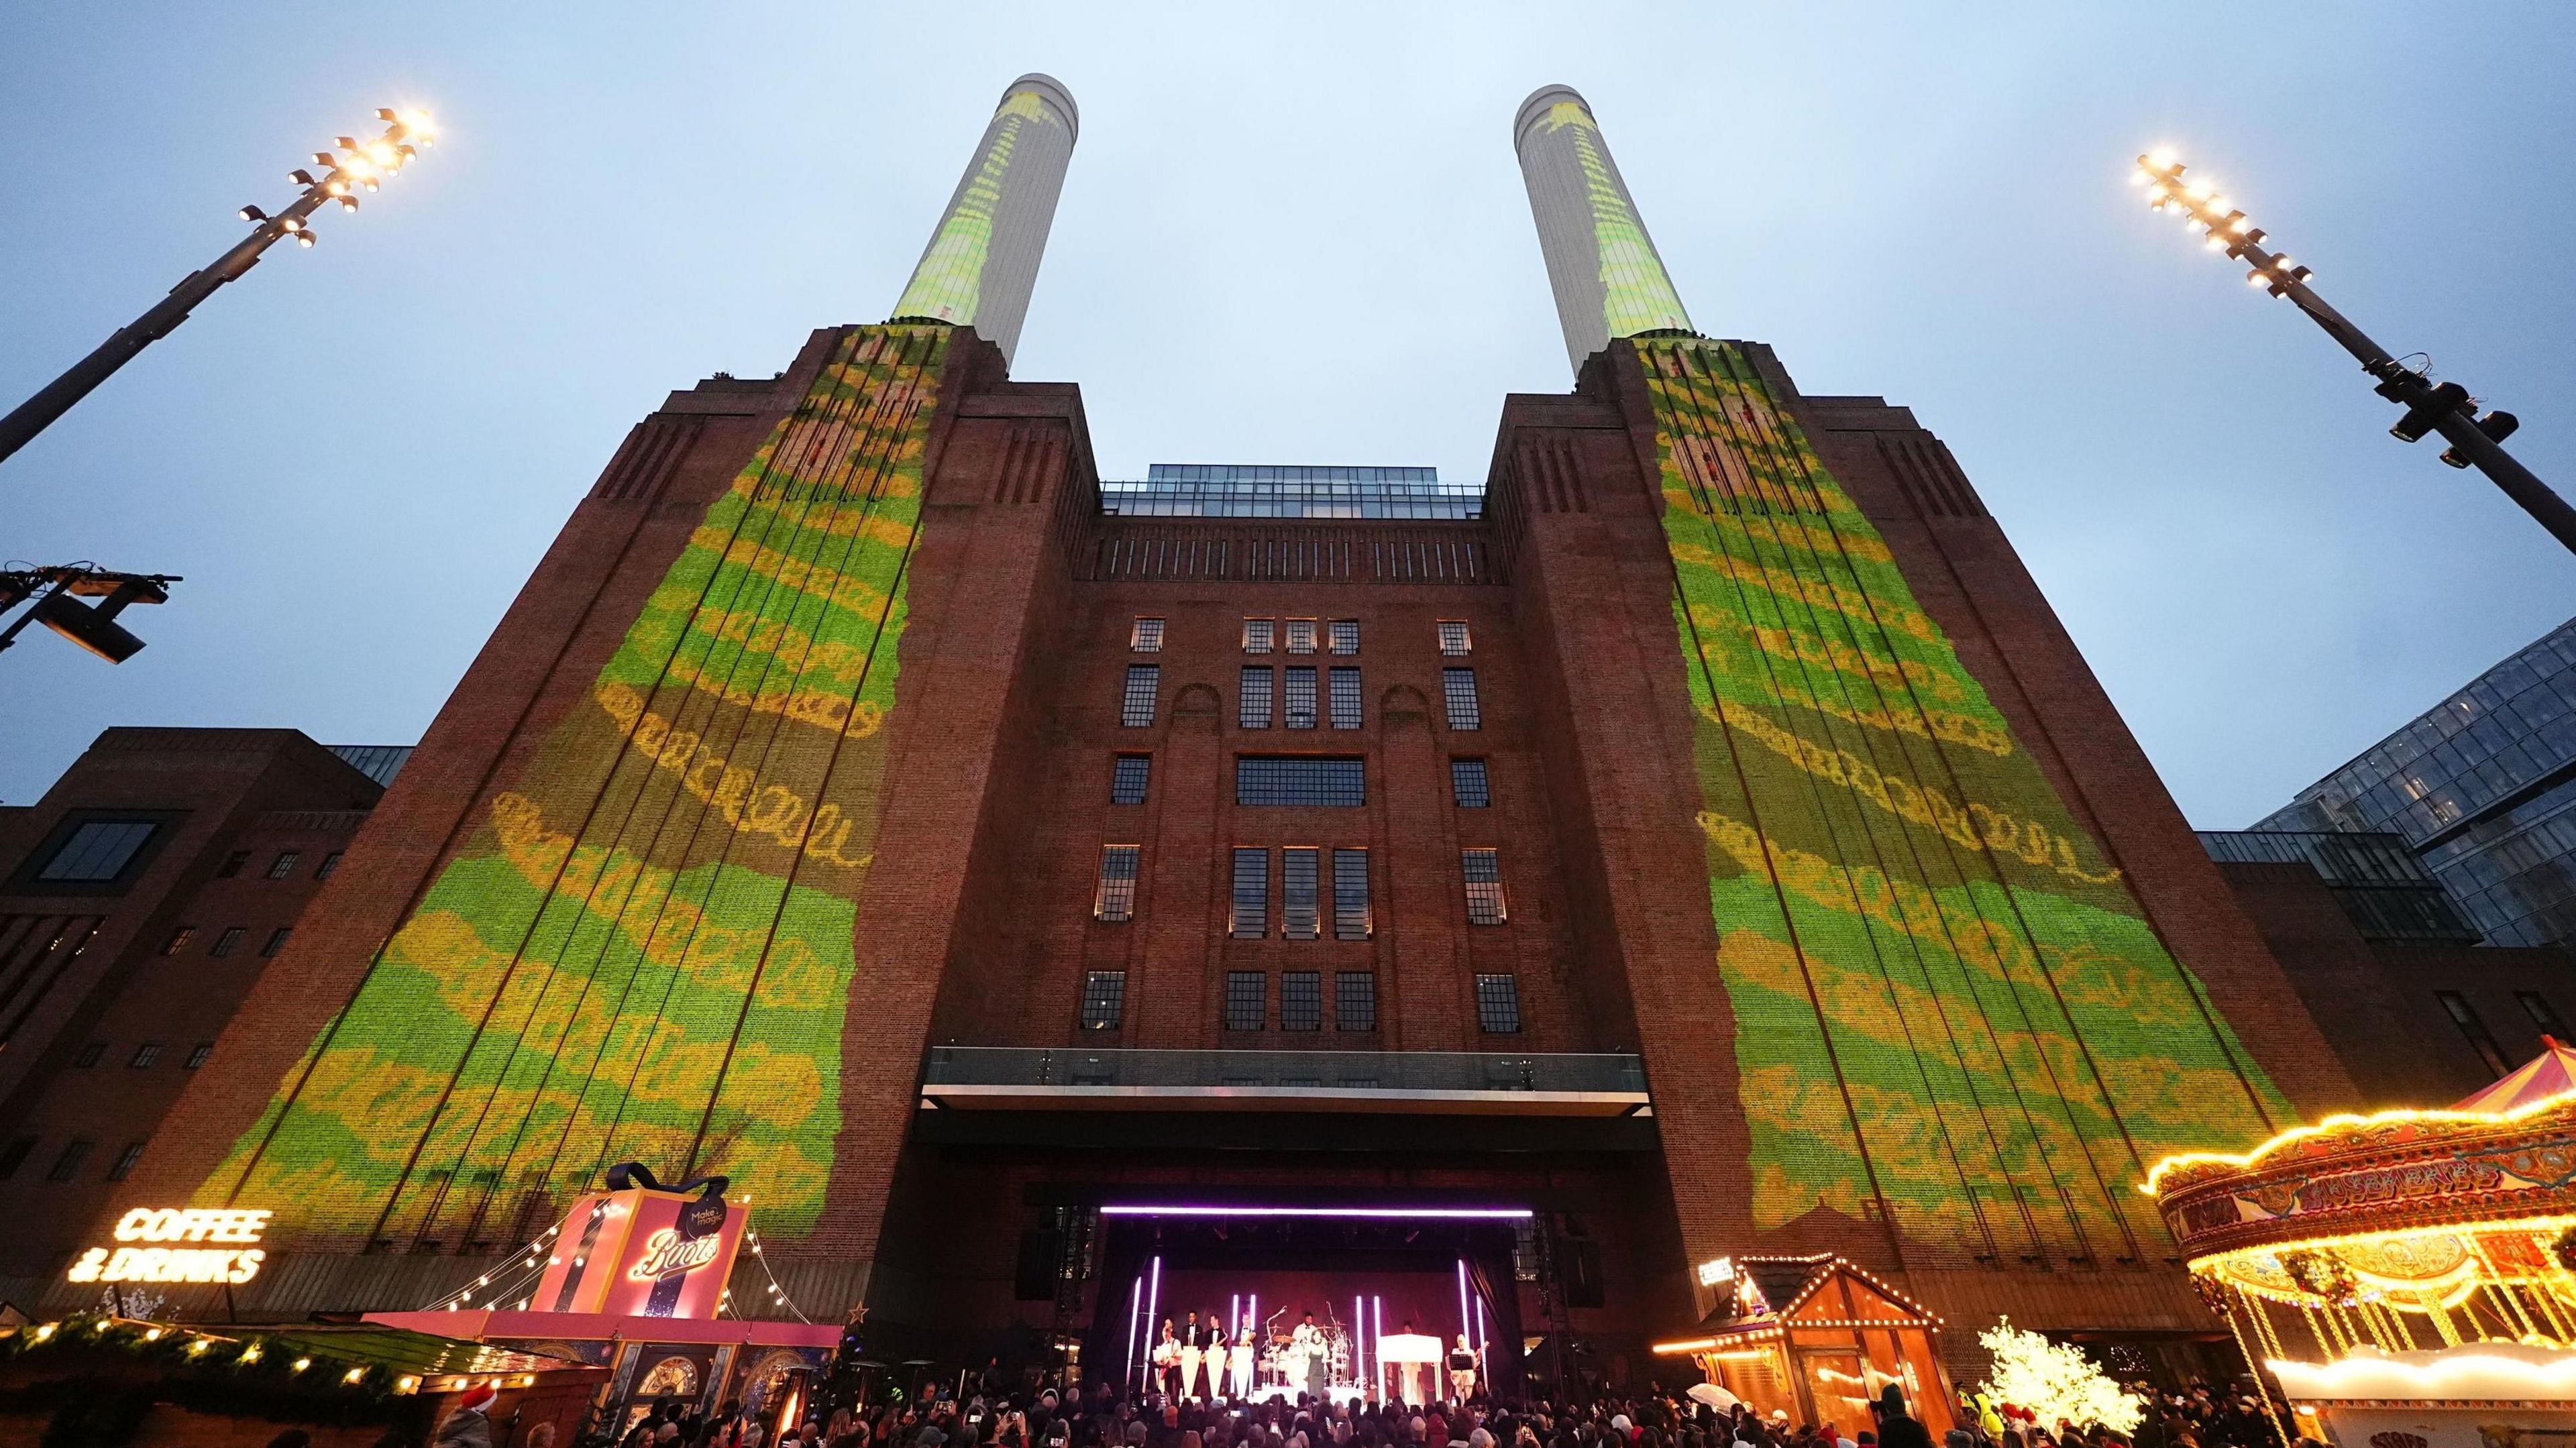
top-left (1258, 1308), bottom-right (1352, 1391)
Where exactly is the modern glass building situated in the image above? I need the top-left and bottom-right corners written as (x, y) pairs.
top-left (2256, 616), bottom-right (2576, 948)
top-left (1098, 463), bottom-right (1483, 519)
top-left (2196, 829), bottom-right (2481, 944)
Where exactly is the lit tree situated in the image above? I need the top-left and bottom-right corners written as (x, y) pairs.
top-left (1976, 1318), bottom-right (2145, 1433)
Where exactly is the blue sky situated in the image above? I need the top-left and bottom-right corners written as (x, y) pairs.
top-left (3, 3), bottom-right (2571, 825)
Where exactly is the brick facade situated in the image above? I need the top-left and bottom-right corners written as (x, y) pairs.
top-left (38, 323), bottom-right (2387, 1387)
top-left (0, 728), bottom-right (382, 1302)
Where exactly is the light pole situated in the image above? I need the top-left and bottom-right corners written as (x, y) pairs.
top-left (0, 108), bottom-right (435, 469)
top-left (2134, 150), bottom-right (2576, 557)
top-left (0, 566), bottom-right (181, 663)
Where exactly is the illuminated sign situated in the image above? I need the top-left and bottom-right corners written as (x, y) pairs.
top-left (1696, 1256), bottom-right (1736, 1287)
top-left (628, 1228), bottom-right (723, 1282)
top-left (67, 1207), bottom-right (270, 1286)
top-left (531, 1168), bottom-right (743, 1320)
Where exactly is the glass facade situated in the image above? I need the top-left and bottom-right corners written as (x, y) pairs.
top-left (2196, 830), bottom-right (2481, 944)
top-left (1099, 464), bottom-right (1483, 520)
top-left (2256, 616), bottom-right (2576, 948)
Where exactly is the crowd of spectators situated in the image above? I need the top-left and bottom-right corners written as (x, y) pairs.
top-left (610, 1365), bottom-right (2293, 1448)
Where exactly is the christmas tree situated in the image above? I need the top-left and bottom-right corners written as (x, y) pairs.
top-left (1975, 1318), bottom-right (2145, 1433)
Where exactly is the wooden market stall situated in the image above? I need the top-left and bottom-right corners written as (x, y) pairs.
top-left (1654, 1255), bottom-right (1955, 1437)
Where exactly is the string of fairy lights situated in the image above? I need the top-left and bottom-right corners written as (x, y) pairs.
top-left (20, 1317), bottom-right (472, 1398)
top-left (721, 1217), bottom-right (814, 1324)
top-left (419, 1219), bottom-right (567, 1313)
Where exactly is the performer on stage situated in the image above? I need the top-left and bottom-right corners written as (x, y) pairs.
top-left (1228, 1321), bottom-right (1254, 1399)
top-left (1152, 1319), bottom-right (1180, 1400)
top-left (1293, 1311), bottom-right (1328, 1399)
top-left (1181, 1310), bottom-right (1208, 1401)
top-left (1448, 1333), bottom-right (1479, 1403)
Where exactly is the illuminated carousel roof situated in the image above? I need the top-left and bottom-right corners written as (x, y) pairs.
top-left (2144, 1045), bottom-right (2576, 1312)
top-left (2455, 1037), bottom-right (2576, 1115)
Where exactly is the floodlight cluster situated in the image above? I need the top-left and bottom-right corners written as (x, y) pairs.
top-left (2133, 150), bottom-right (2312, 296)
top-left (236, 108), bottom-right (435, 249)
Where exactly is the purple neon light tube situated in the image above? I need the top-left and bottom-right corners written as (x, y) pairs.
top-left (1456, 1258), bottom-right (1471, 1355)
top-left (1126, 1275), bottom-right (1144, 1392)
top-left (1099, 1205), bottom-right (1532, 1219)
top-left (1145, 1254), bottom-right (1162, 1391)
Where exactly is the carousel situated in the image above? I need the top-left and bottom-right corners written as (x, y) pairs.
top-left (2147, 1038), bottom-right (2576, 1448)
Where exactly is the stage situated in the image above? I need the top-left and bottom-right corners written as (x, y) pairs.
top-left (1093, 1203), bottom-right (1526, 1403)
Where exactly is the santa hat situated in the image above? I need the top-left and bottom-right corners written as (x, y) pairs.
top-left (460, 1382), bottom-right (500, 1412)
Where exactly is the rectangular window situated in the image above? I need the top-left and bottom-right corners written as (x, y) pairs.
top-left (0, 1137), bottom-right (32, 1180)
top-left (1239, 666), bottom-right (1275, 729)
top-left (1438, 620), bottom-right (1472, 657)
top-left (1283, 848), bottom-right (1321, 940)
top-left (2518, 991), bottom-right (2568, 1039)
top-left (1284, 666), bottom-right (1319, 728)
top-left (216, 850), bottom-right (250, 879)
top-left (1336, 971), bottom-right (1378, 1032)
top-left (1121, 665), bottom-right (1161, 728)
top-left (1281, 971), bottom-right (1324, 1031)
top-left (1111, 755), bottom-right (1152, 805)
top-left (161, 925), bottom-right (196, 956)
top-left (1094, 845), bottom-right (1142, 923)
top-left (185, 1043), bottom-right (213, 1069)
top-left (1224, 971), bottom-right (1267, 1032)
top-left (2438, 991), bottom-right (2512, 1077)
top-left (1130, 617), bottom-right (1166, 653)
top-left (36, 820), bottom-right (159, 883)
top-left (1328, 620), bottom-right (1360, 656)
top-left (1231, 849), bottom-right (1271, 938)
top-left (130, 1042), bottom-right (161, 1069)
top-left (266, 851), bottom-right (302, 880)
top-left (1462, 848), bottom-right (1509, 925)
top-left (1286, 619), bottom-right (1318, 655)
top-left (1475, 974), bottom-right (1523, 1034)
top-left (1442, 668), bottom-right (1483, 730)
top-left (1333, 849), bottom-right (1372, 940)
top-left (106, 1141), bottom-right (146, 1182)
top-left (210, 926), bottom-right (248, 958)
top-left (1236, 757), bottom-right (1366, 807)
top-left (74, 1042), bottom-right (104, 1068)
top-left (316, 850), bottom-right (344, 881)
top-left (1329, 667), bottom-right (1362, 730)
top-left (46, 1139), bottom-right (93, 1182)
top-left (1080, 971), bottom-right (1127, 1031)
top-left (261, 926), bottom-right (294, 958)
top-left (1451, 759), bottom-right (1492, 808)
top-left (1242, 618), bottom-right (1275, 654)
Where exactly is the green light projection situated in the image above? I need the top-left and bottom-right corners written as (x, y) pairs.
top-left (1540, 99), bottom-right (1693, 344)
top-left (891, 87), bottom-right (1060, 331)
top-left (203, 325), bottom-right (949, 1241)
top-left (1644, 337), bottom-right (2289, 1265)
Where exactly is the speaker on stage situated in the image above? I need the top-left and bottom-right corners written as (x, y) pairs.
top-left (1015, 1227), bottom-right (1063, 1301)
